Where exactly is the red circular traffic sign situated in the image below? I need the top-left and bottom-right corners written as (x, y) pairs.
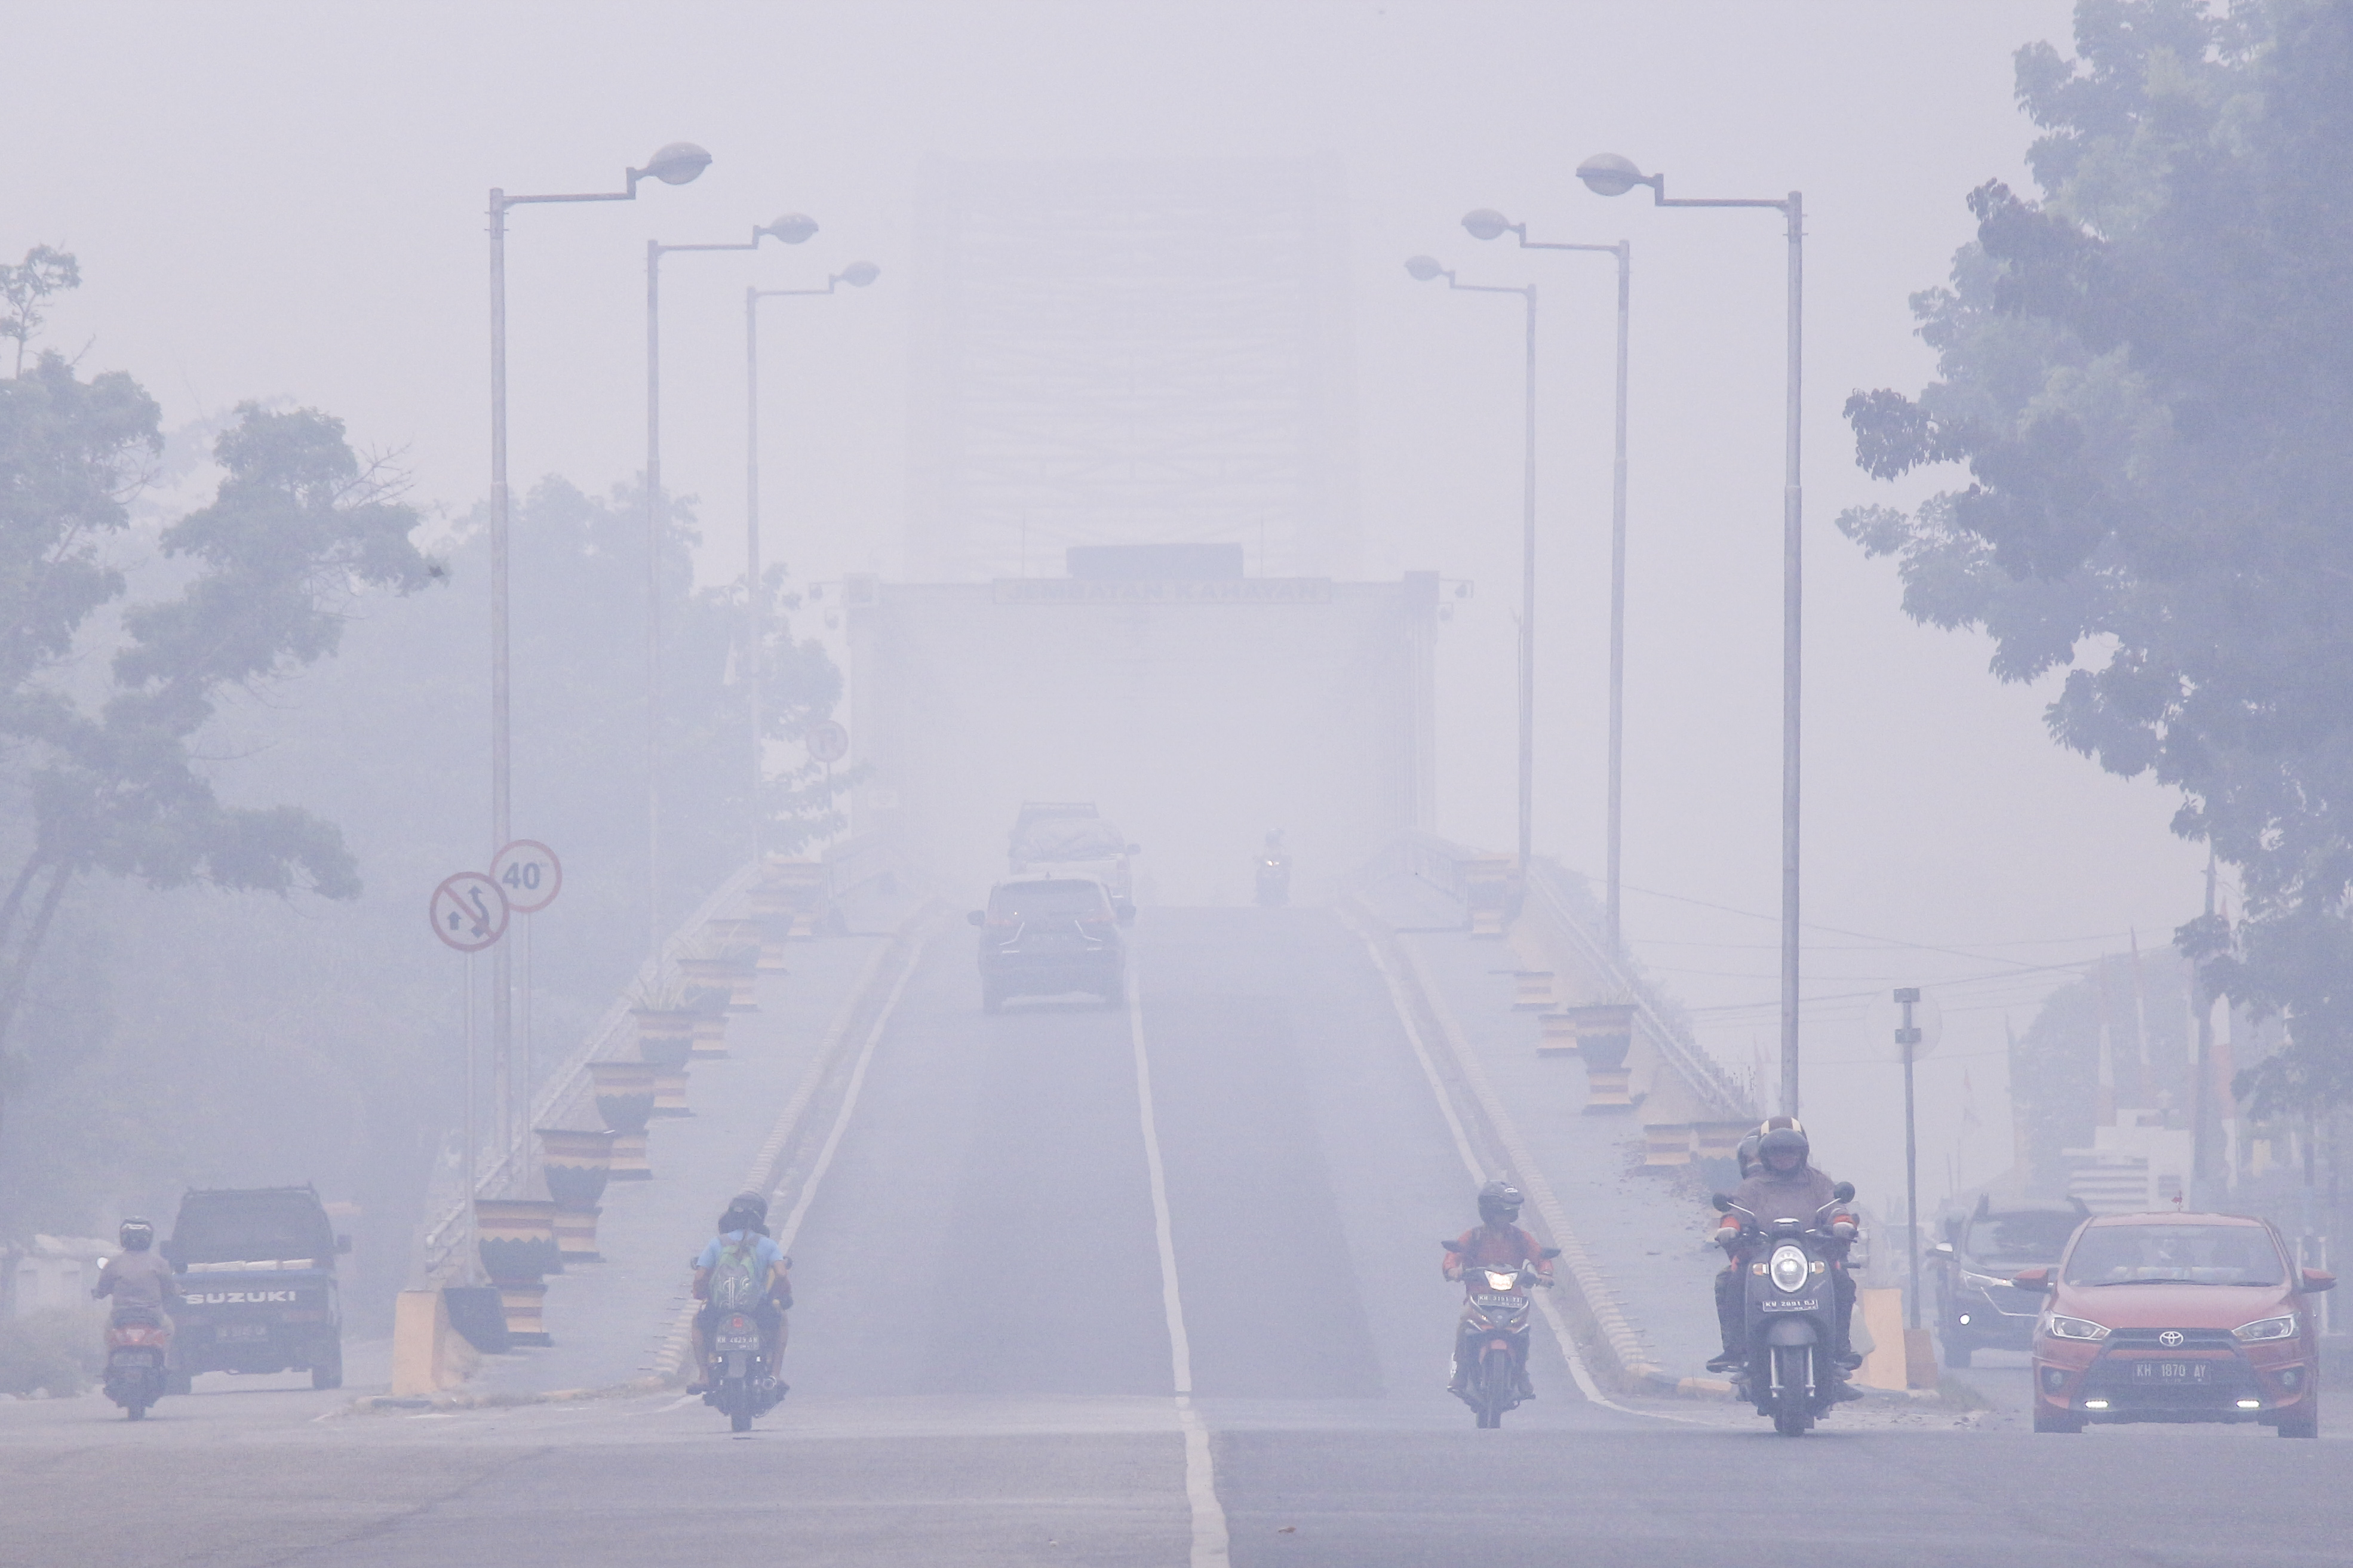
top-left (491, 840), bottom-right (564, 914)
top-left (429, 872), bottom-right (509, 952)
top-left (806, 720), bottom-right (850, 765)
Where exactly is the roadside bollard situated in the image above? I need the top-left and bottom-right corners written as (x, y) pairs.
top-left (1561, 1003), bottom-right (1638, 1112)
top-left (1512, 971), bottom-right (1556, 1010)
top-left (473, 1198), bottom-right (560, 1347)
top-left (536, 1127), bottom-right (616, 1263)
top-left (635, 1010), bottom-right (697, 1117)
top-left (589, 1061), bottom-right (657, 1180)
top-left (1642, 1123), bottom-right (1694, 1166)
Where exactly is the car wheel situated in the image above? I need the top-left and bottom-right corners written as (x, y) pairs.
top-left (2278, 1395), bottom-right (2320, 1438)
top-left (2032, 1404), bottom-right (2084, 1434)
top-left (1942, 1339), bottom-right (1973, 1370)
top-left (981, 983), bottom-right (1004, 1014)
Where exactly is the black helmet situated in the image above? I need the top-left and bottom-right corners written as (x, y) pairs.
top-left (1756, 1126), bottom-right (1810, 1171)
top-left (1476, 1180), bottom-right (1523, 1225)
top-left (118, 1219), bottom-right (155, 1252)
top-left (718, 1191), bottom-right (769, 1234)
top-left (1734, 1131), bottom-right (1763, 1178)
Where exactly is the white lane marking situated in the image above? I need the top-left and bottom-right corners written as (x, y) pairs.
top-left (1343, 908), bottom-right (1699, 1424)
top-left (1126, 948), bottom-right (1230, 1567)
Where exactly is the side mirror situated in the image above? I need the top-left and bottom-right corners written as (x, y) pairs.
top-left (966, 911), bottom-right (985, 927)
top-left (1539, 1247), bottom-right (1562, 1260)
top-left (1710, 1194), bottom-right (1733, 1213)
top-left (1115, 902), bottom-right (1136, 925)
top-left (2301, 1268), bottom-right (2336, 1294)
top-left (159, 1240), bottom-right (180, 1265)
top-left (336, 1234), bottom-right (352, 1255)
top-left (1831, 1182), bottom-right (1856, 1203)
top-left (2011, 1266), bottom-right (2055, 1293)
top-left (1439, 1238), bottom-right (1465, 1252)
top-left (1931, 1241), bottom-right (1956, 1259)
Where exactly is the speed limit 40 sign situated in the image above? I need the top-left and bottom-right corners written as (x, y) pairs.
top-left (492, 840), bottom-right (563, 914)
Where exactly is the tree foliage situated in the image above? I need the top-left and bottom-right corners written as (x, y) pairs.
top-left (1838, 0), bottom-right (2353, 1113)
top-left (0, 377), bottom-right (435, 1113)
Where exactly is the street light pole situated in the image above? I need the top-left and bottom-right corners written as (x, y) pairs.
top-left (642, 214), bottom-right (816, 957)
top-left (1406, 256), bottom-right (1539, 876)
top-left (1464, 213), bottom-right (1630, 951)
top-left (1896, 986), bottom-right (1923, 1332)
top-left (1577, 153), bottom-right (1804, 1116)
top-left (744, 263), bottom-right (879, 866)
top-left (484, 140), bottom-right (708, 1206)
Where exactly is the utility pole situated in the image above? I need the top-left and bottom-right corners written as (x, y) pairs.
top-left (1896, 986), bottom-right (1923, 1332)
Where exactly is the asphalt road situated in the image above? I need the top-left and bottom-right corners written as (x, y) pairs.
top-left (5, 909), bottom-right (2348, 1567)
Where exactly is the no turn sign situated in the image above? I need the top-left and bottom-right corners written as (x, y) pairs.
top-left (430, 872), bottom-right (509, 952)
top-left (491, 840), bottom-right (563, 914)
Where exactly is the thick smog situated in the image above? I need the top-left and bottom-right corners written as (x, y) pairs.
top-left (2, 4), bottom-right (2346, 1564)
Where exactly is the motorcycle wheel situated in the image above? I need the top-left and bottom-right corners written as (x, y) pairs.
top-left (730, 1404), bottom-right (753, 1434)
top-left (1478, 1347), bottom-right (1512, 1429)
top-left (312, 1348), bottom-right (344, 1391)
top-left (1771, 1346), bottom-right (1813, 1437)
top-left (126, 1400), bottom-right (148, 1421)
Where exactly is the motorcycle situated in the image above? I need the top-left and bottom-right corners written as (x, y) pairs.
top-left (102, 1305), bottom-right (174, 1421)
top-left (1714, 1180), bottom-right (1858, 1437)
top-left (702, 1305), bottom-right (787, 1433)
top-left (1255, 855), bottom-right (1291, 907)
top-left (1440, 1238), bottom-right (1561, 1428)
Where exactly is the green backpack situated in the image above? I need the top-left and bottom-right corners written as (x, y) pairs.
top-left (709, 1236), bottom-right (763, 1310)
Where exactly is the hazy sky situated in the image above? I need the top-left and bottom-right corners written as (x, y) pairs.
top-left (5, 1), bottom-right (2194, 1201)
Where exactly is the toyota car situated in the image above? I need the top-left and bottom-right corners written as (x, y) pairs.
top-left (2019, 1212), bottom-right (2332, 1437)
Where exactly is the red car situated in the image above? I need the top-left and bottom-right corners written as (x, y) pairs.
top-left (2019, 1211), bottom-right (2333, 1437)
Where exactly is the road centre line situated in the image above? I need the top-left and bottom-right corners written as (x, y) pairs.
top-left (1126, 942), bottom-right (1231, 1568)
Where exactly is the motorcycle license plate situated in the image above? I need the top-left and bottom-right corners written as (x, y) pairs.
top-left (2134, 1361), bottom-right (2208, 1382)
top-left (1472, 1293), bottom-right (1522, 1308)
top-left (219, 1324), bottom-right (269, 1341)
top-left (1761, 1298), bottom-right (1819, 1312)
top-left (112, 1351), bottom-right (157, 1367)
top-left (718, 1336), bottom-right (758, 1352)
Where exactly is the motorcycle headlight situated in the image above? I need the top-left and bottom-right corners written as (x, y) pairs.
top-left (2232, 1314), bottom-right (2298, 1342)
top-left (1768, 1245), bottom-right (1810, 1294)
top-left (2046, 1314), bottom-right (2110, 1341)
top-left (1483, 1270), bottom-right (1519, 1292)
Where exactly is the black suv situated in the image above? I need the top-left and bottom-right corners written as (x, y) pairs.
top-left (1931, 1195), bottom-right (2088, 1366)
top-left (162, 1185), bottom-right (349, 1391)
top-left (968, 877), bottom-right (1131, 1011)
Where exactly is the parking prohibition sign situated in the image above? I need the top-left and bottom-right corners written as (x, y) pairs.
top-left (491, 840), bottom-right (563, 914)
top-left (806, 721), bottom-right (850, 765)
top-left (430, 872), bottom-right (509, 952)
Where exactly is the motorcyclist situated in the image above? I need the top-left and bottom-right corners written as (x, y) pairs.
top-left (1444, 1180), bottom-right (1555, 1400)
top-left (687, 1191), bottom-right (791, 1394)
top-left (1707, 1121), bottom-right (1860, 1382)
top-left (93, 1218), bottom-right (180, 1320)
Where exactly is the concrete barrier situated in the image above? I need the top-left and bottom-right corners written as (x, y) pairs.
top-left (390, 1289), bottom-right (481, 1396)
top-left (1511, 970), bottom-right (1556, 1010)
top-left (1642, 1124), bottom-right (1694, 1166)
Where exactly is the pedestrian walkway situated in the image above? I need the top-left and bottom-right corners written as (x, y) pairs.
top-left (467, 890), bottom-right (916, 1397)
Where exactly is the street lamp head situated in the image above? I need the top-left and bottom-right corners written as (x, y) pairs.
top-left (761, 213), bottom-right (819, 245)
top-left (1404, 254), bottom-right (1448, 282)
top-left (1461, 209), bottom-right (1514, 242)
top-left (839, 260), bottom-right (881, 288)
top-left (1575, 153), bottom-right (1651, 198)
top-left (638, 142), bottom-right (714, 187)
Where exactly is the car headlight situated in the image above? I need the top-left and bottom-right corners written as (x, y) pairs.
top-left (1769, 1245), bottom-right (1810, 1294)
top-left (1959, 1270), bottom-right (2011, 1293)
top-left (2232, 1314), bottom-right (2298, 1342)
top-left (2046, 1314), bottom-right (2110, 1341)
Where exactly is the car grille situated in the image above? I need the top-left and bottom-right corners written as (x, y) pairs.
top-left (2105, 1327), bottom-right (2236, 1349)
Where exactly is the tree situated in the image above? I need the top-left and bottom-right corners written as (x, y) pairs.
top-left (0, 387), bottom-right (435, 1122)
top-left (1837, 0), bottom-right (2353, 1114)
top-left (0, 247), bottom-right (81, 378)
